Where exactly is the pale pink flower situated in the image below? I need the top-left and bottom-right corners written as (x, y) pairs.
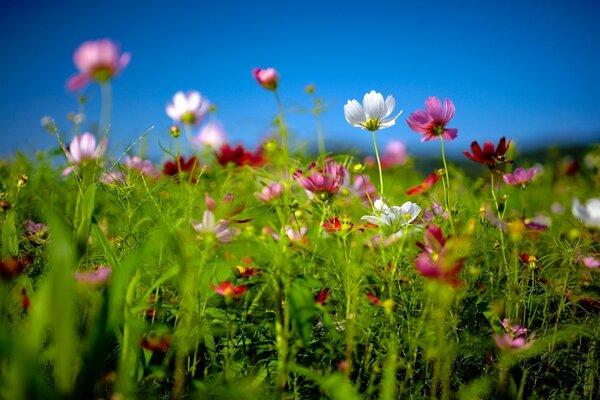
top-left (67, 39), bottom-right (130, 91)
top-left (191, 211), bottom-right (240, 243)
top-left (252, 68), bottom-right (279, 90)
top-left (255, 183), bottom-right (284, 203)
top-left (503, 167), bottom-right (537, 187)
top-left (581, 256), bottom-right (600, 269)
top-left (267, 225), bottom-right (307, 243)
top-left (63, 132), bottom-right (107, 175)
top-left (407, 97), bottom-right (457, 142)
top-left (74, 266), bottom-right (112, 286)
top-left (166, 91), bottom-right (210, 125)
top-left (193, 120), bottom-right (228, 149)
top-left (344, 174), bottom-right (377, 206)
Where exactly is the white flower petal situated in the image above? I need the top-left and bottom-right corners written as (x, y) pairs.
top-left (363, 90), bottom-right (385, 120)
top-left (344, 100), bottom-right (366, 127)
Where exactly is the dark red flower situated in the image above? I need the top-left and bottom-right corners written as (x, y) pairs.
top-left (21, 288), bottom-right (30, 311)
top-left (0, 256), bottom-right (31, 280)
top-left (367, 291), bottom-right (381, 305)
top-left (323, 216), bottom-right (354, 233)
top-left (315, 288), bottom-right (329, 305)
top-left (216, 144), bottom-right (265, 167)
top-left (406, 170), bottom-right (441, 195)
top-left (141, 332), bottom-right (172, 352)
top-left (463, 137), bottom-right (511, 169)
top-left (163, 156), bottom-right (201, 181)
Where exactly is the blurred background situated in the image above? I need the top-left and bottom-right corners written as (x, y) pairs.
top-left (1, 0), bottom-right (599, 160)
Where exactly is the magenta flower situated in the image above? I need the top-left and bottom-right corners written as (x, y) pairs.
top-left (494, 319), bottom-right (532, 351)
top-left (581, 256), bottom-right (600, 269)
top-left (252, 67), bottom-right (279, 90)
top-left (74, 266), bottom-right (112, 286)
top-left (166, 91), bottom-right (210, 125)
top-left (503, 167), bottom-right (537, 187)
top-left (191, 211), bottom-right (240, 243)
top-left (67, 39), bottom-right (130, 91)
top-left (415, 225), bottom-right (466, 285)
top-left (63, 132), bottom-right (107, 175)
top-left (294, 159), bottom-right (347, 201)
top-left (406, 97), bottom-right (457, 142)
top-left (255, 182), bottom-right (284, 203)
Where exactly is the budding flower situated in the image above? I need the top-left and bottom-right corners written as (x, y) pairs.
top-left (17, 174), bottom-right (28, 188)
top-left (252, 67), bottom-right (279, 90)
top-left (305, 84), bottom-right (315, 94)
top-left (170, 125), bottom-right (181, 138)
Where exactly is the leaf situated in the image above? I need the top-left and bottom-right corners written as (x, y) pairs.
top-left (291, 365), bottom-right (360, 400)
top-left (1, 209), bottom-right (19, 257)
top-left (288, 280), bottom-right (317, 345)
top-left (75, 182), bottom-right (97, 255)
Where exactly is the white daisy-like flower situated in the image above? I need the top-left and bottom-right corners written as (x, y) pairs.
top-left (361, 199), bottom-right (421, 233)
top-left (166, 91), bottom-right (210, 125)
top-left (572, 198), bottom-right (600, 229)
top-left (344, 90), bottom-right (402, 132)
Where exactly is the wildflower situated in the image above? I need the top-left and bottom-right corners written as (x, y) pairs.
top-left (520, 253), bottom-right (539, 270)
top-left (344, 90), bottom-right (401, 132)
top-left (67, 39), bottom-right (130, 91)
top-left (193, 120), bottom-right (228, 149)
top-left (191, 210), bottom-right (240, 243)
top-left (102, 155), bottom-right (159, 183)
top-left (23, 220), bottom-right (48, 237)
top-left (253, 67), bottom-right (279, 90)
top-left (255, 182), bottom-right (284, 203)
top-left (141, 332), bottom-right (172, 352)
top-left (494, 319), bottom-right (532, 351)
top-left (315, 288), bottom-right (329, 305)
top-left (216, 144), bottom-right (266, 167)
top-left (267, 225), bottom-right (308, 244)
top-left (323, 216), bottom-right (355, 234)
top-left (415, 225), bottom-right (468, 285)
top-left (74, 266), bottom-right (112, 286)
top-left (344, 174), bottom-right (377, 206)
top-left (366, 291), bottom-right (381, 306)
top-left (63, 132), bottom-right (107, 175)
top-left (211, 281), bottom-right (247, 299)
top-left (0, 256), bottom-right (31, 280)
top-left (503, 167), bottom-right (537, 188)
top-left (422, 202), bottom-right (448, 223)
top-left (294, 159), bottom-right (347, 201)
top-left (361, 199), bottom-right (421, 234)
top-left (406, 171), bottom-right (442, 196)
top-left (463, 137), bottom-right (511, 169)
top-left (162, 156), bottom-right (201, 180)
top-left (366, 140), bottom-right (408, 168)
top-left (581, 256), bottom-right (600, 269)
top-left (166, 91), bottom-right (210, 125)
top-left (406, 97), bottom-right (457, 142)
top-left (572, 198), bottom-right (600, 229)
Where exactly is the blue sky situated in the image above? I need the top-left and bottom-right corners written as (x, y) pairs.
top-left (1, 0), bottom-right (599, 160)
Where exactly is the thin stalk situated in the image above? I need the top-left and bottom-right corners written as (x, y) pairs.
top-left (371, 130), bottom-right (384, 201)
top-left (274, 91), bottom-right (290, 175)
top-left (99, 82), bottom-right (112, 136)
top-left (439, 138), bottom-right (455, 232)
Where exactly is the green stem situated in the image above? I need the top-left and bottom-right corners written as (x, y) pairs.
top-left (274, 91), bottom-right (289, 177)
top-left (439, 139), bottom-right (455, 233)
top-left (371, 131), bottom-right (384, 201)
top-left (100, 82), bottom-right (112, 136)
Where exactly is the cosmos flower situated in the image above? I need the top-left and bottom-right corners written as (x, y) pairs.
top-left (74, 266), bottom-right (112, 286)
top-left (572, 197), bottom-right (600, 229)
top-left (166, 91), bottom-right (210, 125)
top-left (361, 199), bottom-right (421, 234)
top-left (67, 39), bottom-right (130, 91)
top-left (503, 167), bottom-right (537, 187)
top-left (344, 90), bottom-right (402, 132)
top-left (211, 281), bottom-right (247, 299)
top-left (216, 144), bottom-right (266, 167)
top-left (294, 159), bottom-right (347, 200)
top-left (344, 174), bottom-right (377, 206)
top-left (406, 97), bottom-right (457, 142)
top-left (102, 155), bottom-right (159, 183)
top-left (406, 171), bottom-right (442, 196)
top-left (191, 211), bottom-right (240, 243)
top-left (253, 67), bottom-right (279, 90)
top-left (494, 319), bottom-right (532, 351)
top-left (63, 132), bottom-right (107, 175)
top-left (193, 120), bottom-right (228, 149)
top-left (162, 155), bottom-right (202, 182)
top-left (366, 140), bottom-right (408, 168)
top-left (415, 225), bottom-right (467, 285)
top-left (463, 137), bottom-right (511, 169)
top-left (255, 182), bottom-right (284, 203)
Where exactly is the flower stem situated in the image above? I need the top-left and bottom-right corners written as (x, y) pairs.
top-left (439, 139), bottom-right (455, 233)
top-left (274, 91), bottom-right (289, 176)
top-left (99, 82), bottom-right (112, 136)
top-left (371, 131), bottom-right (384, 201)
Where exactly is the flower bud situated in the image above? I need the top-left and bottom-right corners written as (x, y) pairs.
top-left (170, 125), bottom-right (181, 138)
top-left (252, 67), bottom-right (279, 90)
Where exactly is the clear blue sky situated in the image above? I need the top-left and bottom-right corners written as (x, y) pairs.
top-left (1, 0), bottom-right (599, 160)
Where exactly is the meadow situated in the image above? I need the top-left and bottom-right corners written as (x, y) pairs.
top-left (0, 39), bottom-right (599, 400)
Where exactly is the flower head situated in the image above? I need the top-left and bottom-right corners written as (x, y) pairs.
top-left (366, 140), bottom-right (408, 168)
top-left (192, 210), bottom-right (240, 243)
top-left (294, 159), bottom-right (347, 201)
top-left (253, 68), bottom-right (279, 90)
top-left (361, 199), bottom-right (421, 234)
top-left (503, 167), bottom-right (537, 188)
top-left (216, 144), bottom-right (266, 167)
top-left (415, 225), bottom-right (468, 285)
top-left (74, 266), bottom-right (112, 286)
top-left (406, 171), bottom-right (442, 196)
top-left (255, 182), bottom-right (284, 203)
top-left (406, 97), bottom-right (457, 142)
top-left (67, 39), bottom-right (130, 91)
top-left (572, 198), bottom-right (600, 229)
top-left (211, 281), bottom-right (247, 299)
top-left (166, 91), bottom-right (210, 125)
top-left (463, 137), bottom-right (511, 169)
top-left (63, 132), bottom-right (107, 175)
top-left (162, 156), bottom-right (201, 182)
top-left (193, 120), bottom-right (227, 149)
top-left (344, 90), bottom-right (401, 132)
top-left (494, 319), bottom-right (532, 351)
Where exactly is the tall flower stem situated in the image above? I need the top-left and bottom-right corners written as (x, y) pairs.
top-left (371, 131), bottom-right (384, 201)
top-left (439, 139), bottom-right (455, 233)
top-left (99, 82), bottom-right (112, 136)
top-left (274, 91), bottom-right (290, 175)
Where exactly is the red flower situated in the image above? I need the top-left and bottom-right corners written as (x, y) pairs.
top-left (211, 281), bottom-right (247, 299)
top-left (216, 144), bottom-right (265, 167)
top-left (367, 291), bottom-right (381, 305)
top-left (463, 137), bottom-right (511, 169)
top-left (21, 288), bottom-right (30, 311)
top-left (141, 332), bottom-right (172, 352)
top-left (162, 156), bottom-right (201, 180)
top-left (406, 171), bottom-right (441, 195)
top-left (0, 256), bottom-right (31, 280)
top-left (315, 288), bottom-right (329, 305)
top-left (323, 217), bottom-right (354, 233)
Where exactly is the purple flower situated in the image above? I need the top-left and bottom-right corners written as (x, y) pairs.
top-left (191, 211), bottom-right (240, 243)
top-left (74, 266), bottom-right (112, 286)
top-left (503, 167), bottom-right (537, 187)
top-left (581, 256), bottom-right (600, 269)
top-left (406, 97), bottom-right (457, 142)
top-left (23, 220), bottom-right (48, 237)
top-left (415, 225), bottom-right (466, 285)
top-left (294, 159), bottom-right (347, 201)
top-left (255, 183), bottom-right (284, 203)
top-left (494, 319), bottom-right (532, 351)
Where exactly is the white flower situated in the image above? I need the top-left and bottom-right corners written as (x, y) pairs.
top-left (344, 90), bottom-right (402, 132)
top-left (166, 91), bottom-right (210, 125)
top-left (191, 211), bottom-right (239, 243)
top-left (361, 199), bottom-right (421, 233)
top-left (572, 198), bottom-right (600, 229)
top-left (193, 120), bottom-right (227, 149)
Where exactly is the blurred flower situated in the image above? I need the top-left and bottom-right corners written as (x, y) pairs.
top-left (141, 332), bottom-right (172, 352)
top-left (572, 198), bottom-right (600, 229)
top-left (463, 137), bottom-right (511, 169)
top-left (406, 170), bottom-right (441, 196)
top-left (255, 182), bottom-right (284, 203)
top-left (367, 291), bottom-right (381, 305)
top-left (193, 120), bottom-right (228, 149)
top-left (581, 256), bottom-right (600, 269)
top-left (162, 156), bottom-right (201, 180)
top-left (253, 67), bottom-right (279, 90)
top-left (166, 91), bottom-right (210, 125)
top-left (21, 288), bottom-right (30, 312)
top-left (0, 256), bottom-right (31, 280)
top-left (67, 39), bottom-right (130, 91)
top-left (216, 144), bottom-right (265, 167)
top-left (23, 220), bottom-right (48, 238)
top-left (344, 90), bottom-right (401, 132)
top-left (520, 253), bottom-right (539, 270)
top-left (494, 319), bottom-right (532, 351)
top-left (191, 210), bottom-right (240, 243)
top-left (102, 155), bottom-right (159, 184)
top-left (315, 288), bottom-right (329, 305)
top-left (422, 202), bottom-right (448, 223)
top-left (74, 266), bottom-right (112, 286)
top-left (415, 225), bottom-right (468, 285)
top-left (366, 140), bottom-right (407, 168)
top-left (294, 159), bottom-right (347, 200)
top-left (503, 167), bottom-right (537, 188)
top-left (344, 174), bottom-right (377, 206)
top-left (406, 97), bottom-right (457, 142)
top-left (63, 132), bottom-right (107, 175)
top-left (361, 199), bottom-right (421, 234)
top-left (211, 281), bottom-right (247, 299)
top-left (323, 216), bottom-right (355, 234)
top-left (551, 202), bottom-right (565, 214)
top-left (267, 225), bottom-right (308, 243)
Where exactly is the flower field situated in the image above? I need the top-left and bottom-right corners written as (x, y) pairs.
top-left (1, 39), bottom-right (599, 400)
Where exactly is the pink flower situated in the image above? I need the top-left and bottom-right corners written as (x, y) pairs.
top-left (365, 140), bottom-right (407, 168)
top-left (255, 183), bottom-right (284, 203)
top-left (67, 39), bottom-right (130, 91)
top-left (344, 174), bottom-right (377, 206)
top-left (63, 132), bottom-right (107, 175)
top-left (581, 256), bottom-right (600, 269)
top-left (503, 167), bottom-right (537, 187)
top-left (494, 319), bottom-right (532, 351)
top-left (415, 225), bottom-right (466, 285)
top-left (252, 67), bottom-right (279, 90)
top-left (406, 97), bottom-right (458, 142)
top-left (193, 120), bottom-right (227, 148)
top-left (191, 211), bottom-right (240, 243)
top-left (267, 225), bottom-right (307, 243)
top-left (74, 266), bottom-right (112, 286)
top-left (294, 159), bottom-right (347, 201)
top-left (166, 91), bottom-right (210, 125)
top-left (211, 281), bottom-right (247, 299)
